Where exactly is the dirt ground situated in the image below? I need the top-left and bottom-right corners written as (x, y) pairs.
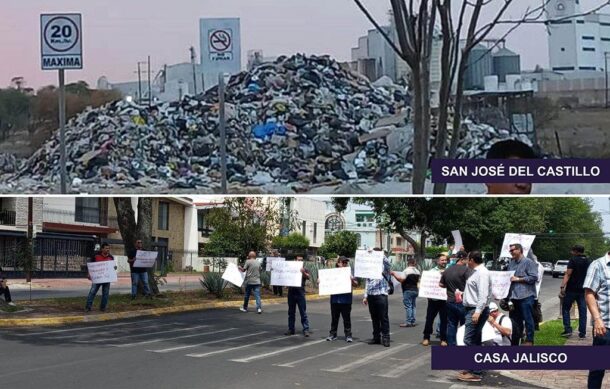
top-left (538, 108), bottom-right (610, 158)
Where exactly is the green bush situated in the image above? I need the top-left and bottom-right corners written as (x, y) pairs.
top-left (425, 246), bottom-right (449, 258)
top-left (199, 272), bottom-right (227, 298)
top-left (272, 233), bottom-right (310, 251)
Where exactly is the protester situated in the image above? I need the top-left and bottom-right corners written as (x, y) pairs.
top-left (584, 250), bottom-right (610, 388)
top-left (439, 251), bottom-right (472, 345)
top-left (483, 302), bottom-right (512, 346)
top-left (485, 139), bottom-right (537, 195)
top-left (391, 257), bottom-right (420, 328)
top-left (507, 243), bottom-right (539, 345)
top-left (0, 267), bottom-right (15, 306)
top-left (560, 245), bottom-right (591, 339)
top-left (421, 253), bottom-right (448, 346)
top-left (457, 250), bottom-right (491, 383)
top-left (285, 262), bottom-right (311, 337)
top-left (363, 248), bottom-right (392, 347)
top-left (268, 250), bottom-right (283, 297)
top-left (239, 251), bottom-right (263, 314)
top-left (326, 256), bottom-right (358, 342)
top-left (127, 239), bottom-right (152, 300)
top-left (85, 243), bottom-right (115, 312)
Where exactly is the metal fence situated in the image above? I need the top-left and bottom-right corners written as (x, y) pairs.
top-left (0, 210), bottom-right (16, 226)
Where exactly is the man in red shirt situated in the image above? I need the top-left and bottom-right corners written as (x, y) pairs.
top-left (85, 243), bottom-right (115, 312)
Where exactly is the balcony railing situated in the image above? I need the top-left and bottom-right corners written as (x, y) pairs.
top-left (0, 210), bottom-right (16, 226)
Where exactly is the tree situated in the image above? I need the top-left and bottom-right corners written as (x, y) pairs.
top-left (318, 230), bottom-right (359, 259)
top-left (272, 233), bottom-right (310, 251)
top-left (113, 197), bottom-right (159, 295)
top-left (204, 198), bottom-right (292, 264)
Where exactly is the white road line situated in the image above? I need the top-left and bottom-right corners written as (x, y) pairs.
top-left (372, 352), bottom-right (430, 378)
top-left (74, 324), bottom-right (211, 343)
top-left (13, 319), bottom-right (156, 336)
top-left (186, 336), bottom-right (287, 358)
top-left (230, 338), bottom-right (327, 363)
top-left (149, 331), bottom-right (269, 353)
top-left (274, 342), bottom-right (364, 368)
top-left (111, 328), bottom-right (236, 348)
top-left (322, 343), bottom-right (415, 373)
top-left (45, 322), bottom-right (179, 340)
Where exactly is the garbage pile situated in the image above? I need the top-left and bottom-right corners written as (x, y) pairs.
top-left (454, 120), bottom-right (535, 159)
top-left (4, 54), bottom-right (412, 192)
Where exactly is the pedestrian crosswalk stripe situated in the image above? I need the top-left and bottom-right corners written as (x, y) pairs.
top-left (274, 342), bottom-right (364, 368)
top-left (149, 331), bottom-right (269, 353)
top-left (74, 324), bottom-right (211, 343)
top-left (186, 336), bottom-right (286, 358)
top-left (111, 328), bottom-right (237, 348)
top-left (322, 343), bottom-right (415, 373)
top-left (13, 319), bottom-right (156, 336)
top-left (372, 352), bottom-right (429, 378)
top-left (45, 322), bottom-right (180, 340)
top-left (230, 338), bottom-right (327, 363)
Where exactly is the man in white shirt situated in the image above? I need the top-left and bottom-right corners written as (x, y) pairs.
top-left (484, 302), bottom-right (512, 346)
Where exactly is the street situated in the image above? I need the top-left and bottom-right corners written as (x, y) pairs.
top-left (0, 276), bottom-right (562, 389)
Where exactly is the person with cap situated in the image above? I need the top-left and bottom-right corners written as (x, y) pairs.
top-left (439, 251), bottom-right (472, 346)
top-left (584, 250), bottom-right (610, 388)
top-left (326, 256), bottom-right (358, 342)
top-left (391, 257), bottom-right (420, 328)
top-left (421, 253), bottom-right (448, 346)
top-left (363, 248), bottom-right (392, 347)
top-left (560, 244), bottom-right (590, 339)
top-left (483, 302), bottom-right (513, 346)
top-left (285, 259), bottom-right (311, 337)
top-left (239, 251), bottom-right (263, 314)
top-left (457, 250), bottom-right (491, 383)
top-left (127, 239), bottom-right (152, 300)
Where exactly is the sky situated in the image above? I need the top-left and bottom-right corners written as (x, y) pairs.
top-left (3, 0), bottom-right (601, 90)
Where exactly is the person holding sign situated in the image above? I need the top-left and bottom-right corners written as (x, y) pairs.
top-left (285, 259), bottom-right (311, 337)
top-left (325, 256), bottom-right (358, 343)
top-left (239, 251), bottom-right (263, 314)
top-left (267, 249), bottom-right (283, 297)
top-left (85, 243), bottom-right (115, 313)
top-left (506, 243), bottom-right (539, 345)
top-left (127, 240), bottom-right (152, 300)
top-left (391, 257), bottom-right (420, 328)
top-left (363, 248), bottom-right (392, 347)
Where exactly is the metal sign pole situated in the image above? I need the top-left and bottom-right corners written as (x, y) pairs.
top-left (58, 69), bottom-right (67, 194)
top-left (218, 72), bottom-right (227, 194)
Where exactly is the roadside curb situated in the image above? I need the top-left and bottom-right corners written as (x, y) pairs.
top-left (0, 289), bottom-right (366, 328)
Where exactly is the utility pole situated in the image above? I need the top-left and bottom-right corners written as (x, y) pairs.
top-left (218, 73), bottom-right (228, 194)
top-left (58, 70), bottom-right (67, 194)
top-left (27, 197), bottom-right (33, 287)
top-left (190, 47), bottom-right (198, 95)
top-left (148, 55), bottom-right (152, 106)
top-left (137, 62), bottom-right (143, 104)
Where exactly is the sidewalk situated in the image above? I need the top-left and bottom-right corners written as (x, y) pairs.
top-left (7, 273), bottom-right (201, 290)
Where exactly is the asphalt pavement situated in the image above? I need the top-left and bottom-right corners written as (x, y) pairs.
top-left (0, 275), bottom-right (563, 389)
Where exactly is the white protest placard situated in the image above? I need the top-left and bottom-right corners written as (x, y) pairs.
top-left (457, 325), bottom-right (465, 346)
top-left (490, 271), bottom-right (515, 299)
top-left (451, 230), bottom-right (463, 251)
top-left (271, 261), bottom-right (303, 287)
top-left (87, 261), bottom-right (117, 284)
top-left (265, 257), bottom-right (285, 272)
top-left (500, 233), bottom-right (536, 258)
top-left (318, 267), bottom-right (352, 296)
top-left (418, 271), bottom-right (447, 300)
top-left (354, 250), bottom-right (384, 279)
top-left (221, 263), bottom-right (244, 287)
top-left (536, 262), bottom-right (544, 297)
top-left (41, 14), bottom-right (83, 70)
top-left (481, 322), bottom-right (496, 343)
top-left (133, 250), bottom-right (158, 268)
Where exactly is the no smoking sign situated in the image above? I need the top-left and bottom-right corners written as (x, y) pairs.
top-left (208, 29), bottom-right (233, 61)
top-left (41, 13), bottom-right (83, 70)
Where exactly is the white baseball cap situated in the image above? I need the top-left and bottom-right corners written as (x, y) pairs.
top-left (489, 302), bottom-right (499, 312)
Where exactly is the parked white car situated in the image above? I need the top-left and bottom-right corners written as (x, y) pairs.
top-left (552, 260), bottom-right (569, 278)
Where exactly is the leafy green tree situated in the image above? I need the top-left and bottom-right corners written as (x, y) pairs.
top-left (318, 230), bottom-right (359, 259)
top-left (272, 233), bottom-right (310, 251)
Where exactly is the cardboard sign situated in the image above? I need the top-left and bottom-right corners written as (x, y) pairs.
top-left (457, 325), bottom-right (465, 346)
top-left (221, 263), bottom-right (244, 287)
top-left (490, 271), bottom-right (515, 299)
top-left (451, 230), bottom-right (463, 251)
top-left (536, 262), bottom-right (544, 297)
top-left (87, 261), bottom-right (117, 284)
top-left (265, 257), bottom-right (285, 272)
top-left (318, 267), bottom-right (352, 296)
top-left (354, 250), bottom-right (384, 279)
top-left (500, 233), bottom-right (536, 258)
top-left (133, 250), bottom-right (157, 268)
top-left (418, 271), bottom-right (447, 300)
top-left (270, 261), bottom-right (303, 287)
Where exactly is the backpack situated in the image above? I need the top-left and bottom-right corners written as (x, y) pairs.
top-left (498, 315), bottom-right (515, 344)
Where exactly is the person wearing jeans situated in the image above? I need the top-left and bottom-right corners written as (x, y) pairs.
top-left (560, 245), bottom-right (591, 339)
top-left (507, 243), bottom-right (539, 345)
top-left (392, 257), bottom-right (420, 327)
top-left (240, 251), bottom-right (262, 313)
top-left (285, 266), bottom-right (311, 336)
top-left (85, 243), bottom-right (115, 312)
top-left (584, 252), bottom-right (610, 388)
top-left (127, 239), bottom-right (152, 300)
top-left (440, 251), bottom-right (472, 346)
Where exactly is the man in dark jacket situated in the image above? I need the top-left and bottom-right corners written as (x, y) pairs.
top-left (326, 256), bottom-right (358, 342)
top-left (127, 239), bottom-right (152, 300)
top-left (285, 259), bottom-right (311, 337)
top-left (0, 267), bottom-right (15, 306)
top-left (560, 245), bottom-right (591, 339)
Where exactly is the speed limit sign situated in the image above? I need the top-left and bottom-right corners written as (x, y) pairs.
top-left (40, 14), bottom-right (83, 70)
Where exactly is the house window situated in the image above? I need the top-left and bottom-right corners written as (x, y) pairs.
top-left (396, 237), bottom-right (403, 246)
top-left (356, 233), bottom-right (362, 247)
top-left (158, 202), bottom-right (169, 230)
top-left (582, 36), bottom-right (595, 40)
top-left (583, 47), bottom-right (596, 52)
top-left (325, 215), bottom-right (344, 232)
top-left (355, 212), bottom-right (374, 223)
top-left (302, 221), bottom-right (306, 236)
top-left (75, 198), bottom-right (107, 225)
top-left (313, 222), bottom-right (317, 244)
